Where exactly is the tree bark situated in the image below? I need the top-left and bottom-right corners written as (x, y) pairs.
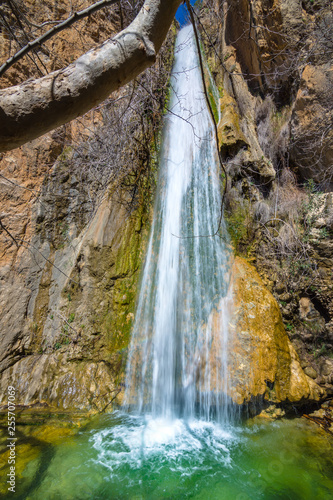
top-left (0, 0), bottom-right (182, 152)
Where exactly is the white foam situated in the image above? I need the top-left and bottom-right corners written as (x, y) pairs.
top-left (90, 414), bottom-right (239, 479)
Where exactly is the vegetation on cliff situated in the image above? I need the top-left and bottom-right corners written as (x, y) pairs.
top-left (0, 0), bottom-right (176, 415)
top-left (0, 0), bottom-right (332, 416)
top-left (197, 0), bottom-right (333, 398)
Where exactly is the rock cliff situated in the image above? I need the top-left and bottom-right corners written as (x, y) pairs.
top-left (0, 0), bottom-right (175, 416)
top-left (227, 257), bottom-right (323, 407)
top-left (199, 0), bottom-right (333, 401)
top-left (0, 0), bottom-right (331, 418)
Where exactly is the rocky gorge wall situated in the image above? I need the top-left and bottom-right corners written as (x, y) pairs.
top-left (0, 0), bottom-right (176, 417)
top-left (0, 0), bottom-right (331, 420)
top-left (199, 0), bottom-right (333, 402)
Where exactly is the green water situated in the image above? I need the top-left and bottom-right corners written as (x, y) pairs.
top-left (2, 412), bottom-right (333, 499)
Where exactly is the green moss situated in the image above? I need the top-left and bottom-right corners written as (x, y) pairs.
top-left (84, 179), bottom-right (152, 371)
top-left (224, 200), bottom-right (256, 258)
top-left (198, 40), bottom-right (221, 124)
top-left (109, 211), bottom-right (150, 353)
top-left (208, 82), bottom-right (219, 123)
top-left (225, 205), bottom-right (249, 252)
top-left (68, 313), bottom-right (75, 323)
top-left (58, 146), bottom-right (74, 164)
top-left (162, 23), bottom-right (178, 115)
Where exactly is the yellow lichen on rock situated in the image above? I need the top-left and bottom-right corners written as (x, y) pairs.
top-left (217, 93), bottom-right (247, 157)
top-left (287, 341), bottom-right (324, 403)
top-left (228, 256), bottom-right (289, 404)
top-left (211, 257), bottom-right (324, 406)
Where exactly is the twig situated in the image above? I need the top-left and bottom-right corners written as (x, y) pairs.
top-left (0, 0), bottom-right (119, 78)
top-left (0, 218), bottom-right (19, 247)
top-left (55, 310), bottom-right (79, 337)
top-left (6, 0), bottom-right (49, 74)
top-left (0, 11), bottom-right (44, 77)
top-left (11, 236), bottom-right (83, 287)
top-left (303, 413), bottom-right (333, 435)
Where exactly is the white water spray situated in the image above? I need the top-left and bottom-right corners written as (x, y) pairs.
top-left (124, 25), bottom-right (233, 423)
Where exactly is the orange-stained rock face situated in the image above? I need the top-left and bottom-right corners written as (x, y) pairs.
top-left (0, 0), bottom-right (175, 417)
top-left (207, 257), bottom-right (324, 406)
top-left (0, 0), bottom-right (123, 265)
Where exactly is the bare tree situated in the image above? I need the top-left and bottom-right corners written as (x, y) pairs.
top-left (0, 0), bottom-right (182, 152)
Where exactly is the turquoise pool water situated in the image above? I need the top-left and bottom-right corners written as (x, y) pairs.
top-left (3, 412), bottom-right (332, 499)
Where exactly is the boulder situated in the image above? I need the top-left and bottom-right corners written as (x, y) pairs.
top-left (207, 257), bottom-right (324, 407)
top-left (218, 93), bottom-right (248, 157)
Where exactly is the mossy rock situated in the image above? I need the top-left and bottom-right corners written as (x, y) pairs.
top-left (218, 93), bottom-right (248, 157)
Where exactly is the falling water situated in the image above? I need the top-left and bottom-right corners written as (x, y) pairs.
top-left (124, 24), bottom-right (233, 423)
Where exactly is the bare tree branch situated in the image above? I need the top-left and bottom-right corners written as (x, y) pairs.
top-left (0, 218), bottom-right (19, 247)
top-left (0, 0), bottom-right (120, 78)
top-left (0, 0), bottom-right (182, 153)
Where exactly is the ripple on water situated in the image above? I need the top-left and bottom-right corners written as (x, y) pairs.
top-left (90, 413), bottom-right (238, 479)
top-left (7, 412), bottom-right (333, 500)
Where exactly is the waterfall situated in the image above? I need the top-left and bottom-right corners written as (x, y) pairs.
top-left (124, 25), bottom-right (233, 423)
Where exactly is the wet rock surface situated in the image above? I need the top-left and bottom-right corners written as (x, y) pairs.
top-left (226, 257), bottom-right (324, 407)
top-left (0, 0), bottom-right (332, 418)
top-left (0, 0), bottom-right (174, 415)
top-left (199, 0), bottom-right (333, 403)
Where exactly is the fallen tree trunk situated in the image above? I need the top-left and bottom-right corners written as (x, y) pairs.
top-left (0, 0), bottom-right (182, 152)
